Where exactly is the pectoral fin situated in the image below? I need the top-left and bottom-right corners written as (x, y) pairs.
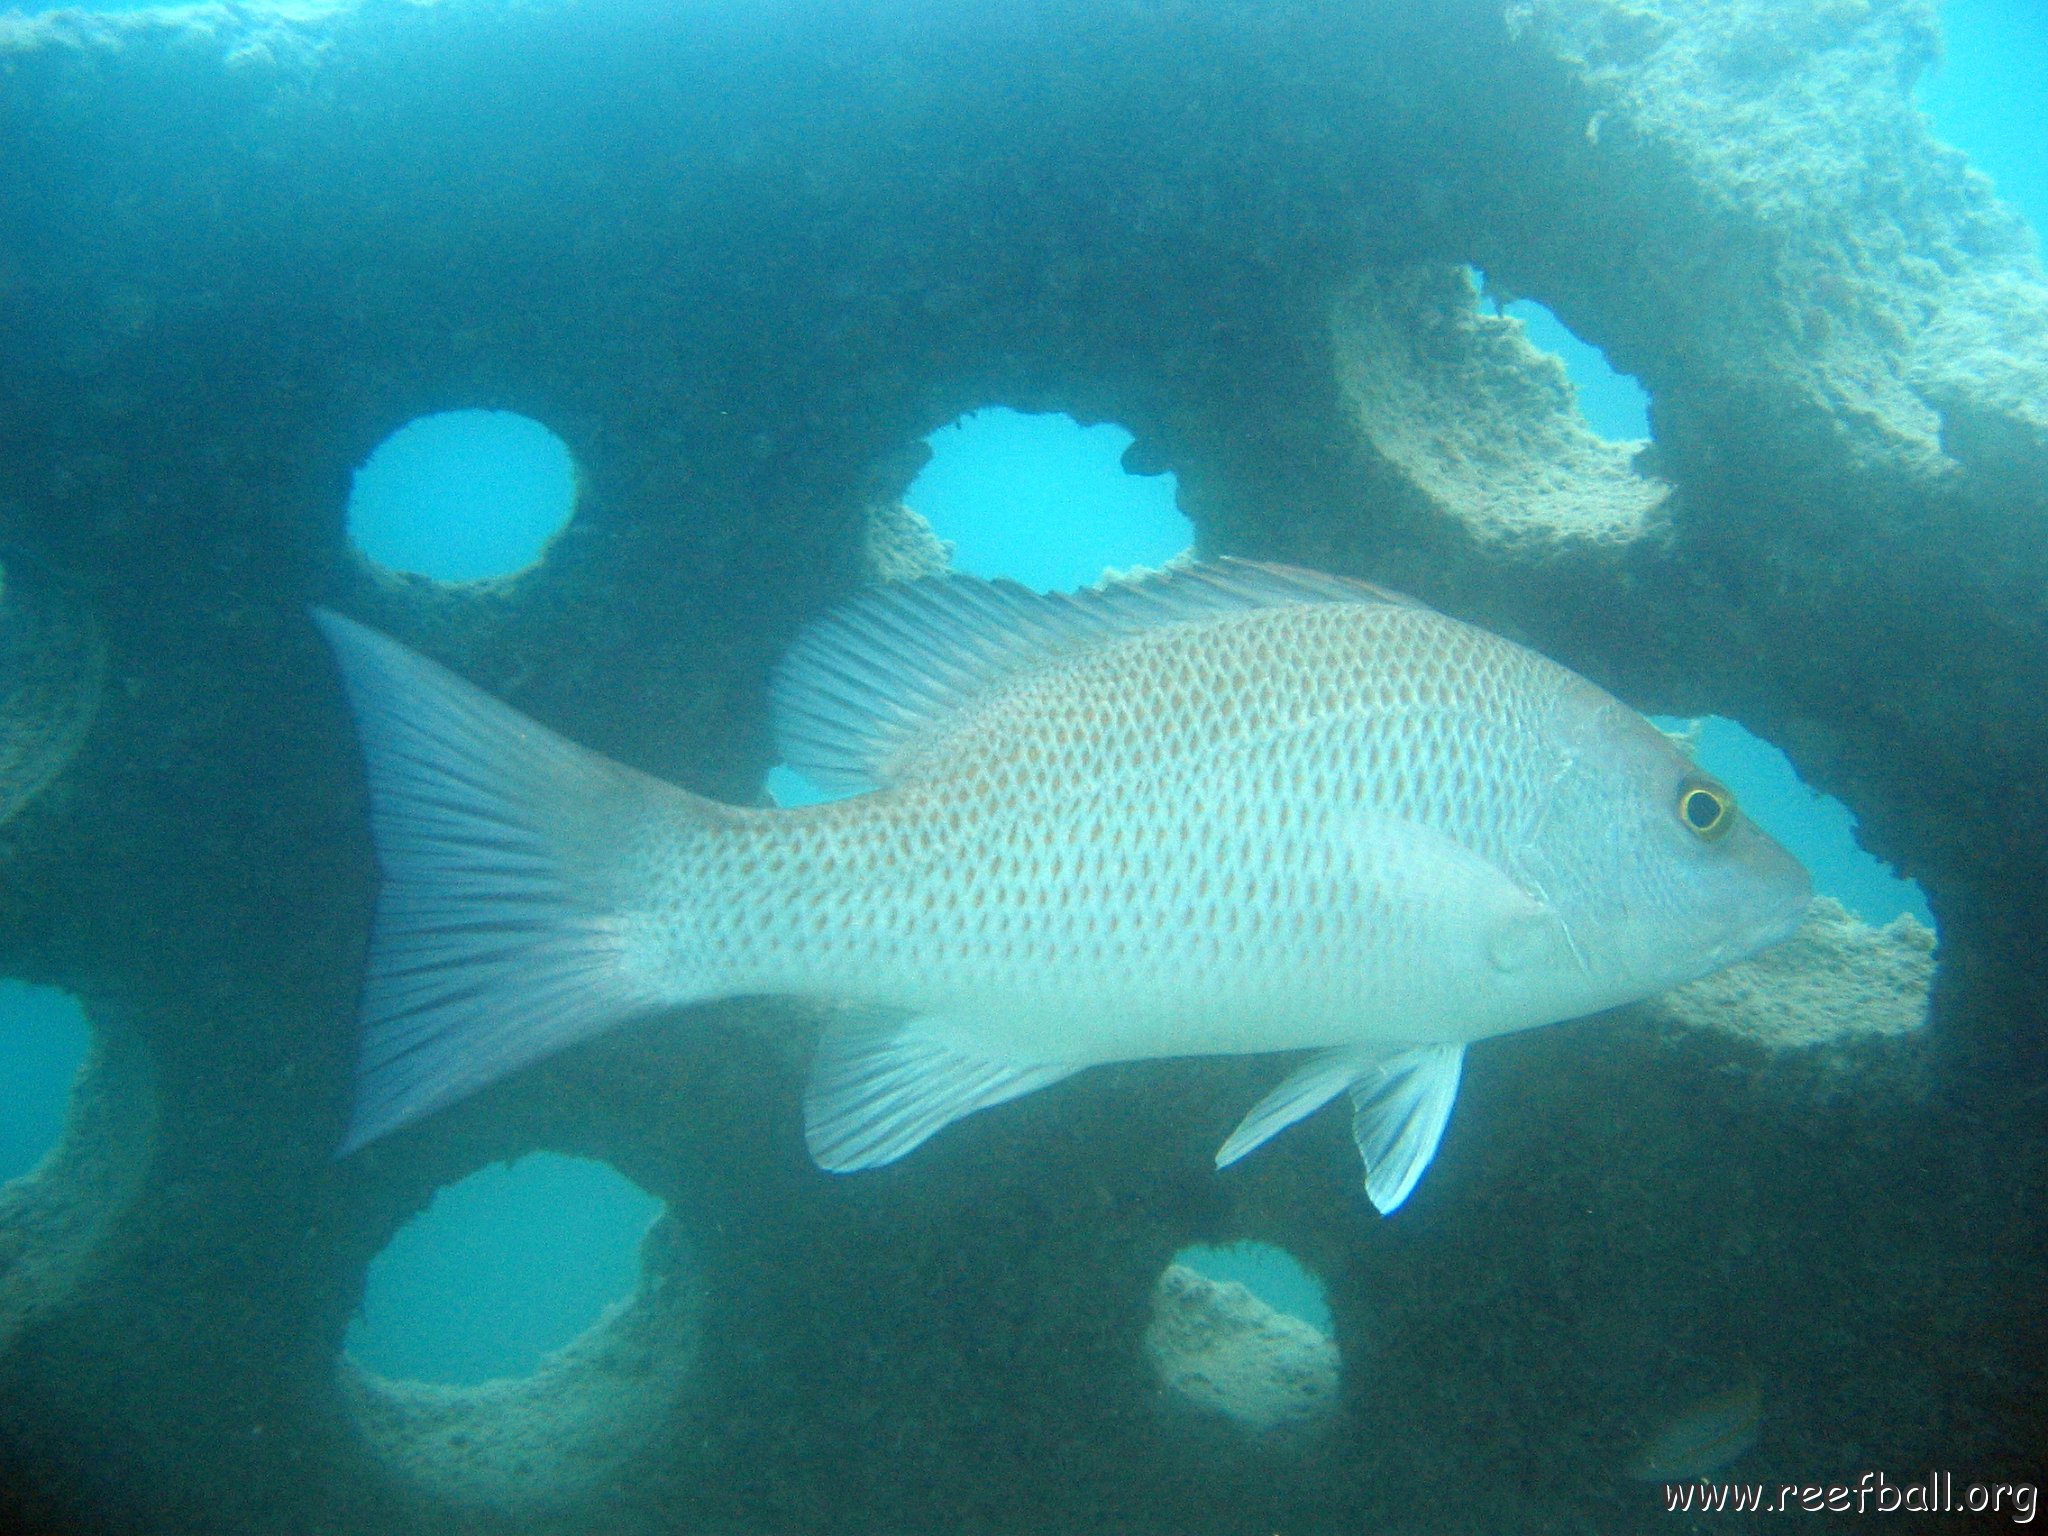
top-left (805, 1016), bottom-right (1082, 1172)
top-left (1216, 1041), bottom-right (1465, 1216)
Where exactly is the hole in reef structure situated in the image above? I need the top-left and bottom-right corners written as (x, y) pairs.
top-left (906, 407), bottom-right (1192, 592)
top-left (343, 1200), bottom-right (699, 1511)
top-left (0, 996), bottom-right (156, 1356)
top-left (347, 409), bottom-right (577, 583)
top-left (1146, 1247), bottom-right (1340, 1438)
top-left (346, 1152), bottom-right (666, 1386)
top-left (1468, 269), bottom-right (1651, 442)
top-left (1336, 266), bottom-right (1664, 551)
top-left (1173, 1240), bottom-right (1333, 1336)
top-left (0, 981), bottom-right (92, 1182)
top-left (1653, 717), bottom-right (1938, 1057)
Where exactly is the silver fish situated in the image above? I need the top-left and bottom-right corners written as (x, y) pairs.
top-left (1627, 1381), bottom-right (1764, 1481)
top-left (316, 560), bottom-right (1808, 1209)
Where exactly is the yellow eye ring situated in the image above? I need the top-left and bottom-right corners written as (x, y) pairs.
top-left (1678, 781), bottom-right (1733, 840)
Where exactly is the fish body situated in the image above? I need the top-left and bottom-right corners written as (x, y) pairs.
top-left (1627, 1381), bottom-right (1765, 1481)
top-left (317, 561), bottom-right (1808, 1209)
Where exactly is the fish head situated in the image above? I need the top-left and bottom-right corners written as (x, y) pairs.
top-left (1529, 688), bottom-right (1812, 997)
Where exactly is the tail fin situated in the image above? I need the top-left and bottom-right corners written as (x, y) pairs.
top-left (314, 610), bottom-right (708, 1153)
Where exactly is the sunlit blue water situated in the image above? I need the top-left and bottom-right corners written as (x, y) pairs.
top-left (910, 408), bottom-right (1192, 587)
top-left (1918, 0), bottom-right (2048, 238)
top-left (1657, 717), bottom-right (1931, 928)
top-left (1500, 299), bottom-right (1652, 442)
top-left (347, 410), bottom-right (577, 583)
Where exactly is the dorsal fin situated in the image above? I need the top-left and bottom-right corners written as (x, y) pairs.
top-left (769, 558), bottom-right (1423, 793)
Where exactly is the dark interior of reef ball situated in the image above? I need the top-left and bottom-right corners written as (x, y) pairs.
top-left (0, 0), bottom-right (2043, 1532)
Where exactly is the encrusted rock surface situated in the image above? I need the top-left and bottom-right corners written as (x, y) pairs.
top-left (1145, 1264), bottom-right (1340, 1437)
top-left (1664, 896), bottom-right (1936, 1051)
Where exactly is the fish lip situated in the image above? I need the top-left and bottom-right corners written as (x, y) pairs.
top-left (1761, 889), bottom-right (1812, 947)
top-left (1699, 890), bottom-right (1809, 973)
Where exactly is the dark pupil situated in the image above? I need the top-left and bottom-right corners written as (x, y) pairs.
top-left (1685, 790), bottom-right (1721, 830)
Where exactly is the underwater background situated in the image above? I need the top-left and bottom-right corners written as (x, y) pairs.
top-left (0, 0), bottom-right (2043, 1530)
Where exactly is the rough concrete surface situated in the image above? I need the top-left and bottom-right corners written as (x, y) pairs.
top-left (1145, 1263), bottom-right (1340, 1437)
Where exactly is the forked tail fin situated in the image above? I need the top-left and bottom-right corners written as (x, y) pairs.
top-left (314, 610), bottom-right (714, 1153)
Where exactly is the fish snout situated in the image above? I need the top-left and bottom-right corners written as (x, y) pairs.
top-left (1733, 820), bottom-right (1813, 954)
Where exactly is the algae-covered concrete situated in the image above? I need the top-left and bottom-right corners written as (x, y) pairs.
top-left (0, 0), bottom-right (2042, 1530)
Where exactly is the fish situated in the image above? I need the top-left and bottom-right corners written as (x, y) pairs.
top-left (1626, 1381), bottom-right (1764, 1481)
top-left (313, 559), bottom-right (1810, 1210)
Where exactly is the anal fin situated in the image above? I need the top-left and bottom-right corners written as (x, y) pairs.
top-left (805, 1016), bottom-right (1082, 1172)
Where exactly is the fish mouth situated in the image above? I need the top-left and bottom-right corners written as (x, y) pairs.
top-left (1696, 888), bottom-right (1810, 974)
top-left (1758, 887), bottom-right (1812, 948)
top-left (1743, 826), bottom-right (1814, 953)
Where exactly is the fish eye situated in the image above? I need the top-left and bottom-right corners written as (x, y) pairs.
top-left (1677, 779), bottom-right (1734, 840)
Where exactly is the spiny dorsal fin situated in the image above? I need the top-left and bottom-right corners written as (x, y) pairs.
top-left (770, 558), bottom-right (1424, 793)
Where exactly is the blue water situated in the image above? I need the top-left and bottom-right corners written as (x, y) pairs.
top-left (1657, 718), bottom-right (1932, 928)
top-left (1918, 0), bottom-right (2048, 240)
top-left (1500, 298), bottom-right (1652, 442)
top-left (0, 982), bottom-right (91, 1182)
top-left (910, 408), bottom-right (1192, 588)
top-left (347, 410), bottom-right (577, 583)
top-left (345, 1153), bottom-right (663, 1385)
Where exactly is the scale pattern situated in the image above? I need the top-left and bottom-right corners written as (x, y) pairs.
top-left (655, 599), bottom-right (1596, 1062)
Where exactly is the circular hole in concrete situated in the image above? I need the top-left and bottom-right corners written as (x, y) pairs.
top-left (1147, 1242), bottom-right (1340, 1437)
top-left (0, 980), bottom-right (93, 1183)
top-left (347, 409), bottom-right (577, 583)
top-left (1652, 715), bottom-right (1931, 927)
top-left (346, 1152), bottom-right (665, 1386)
top-left (1, 995), bottom-right (156, 1360)
top-left (767, 407), bottom-right (1193, 809)
top-left (909, 406), bottom-right (1192, 590)
top-left (342, 1170), bottom-right (697, 1513)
